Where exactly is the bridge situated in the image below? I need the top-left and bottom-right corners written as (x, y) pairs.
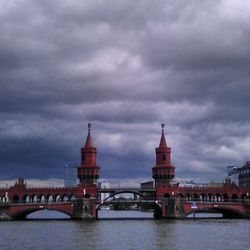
top-left (0, 123), bottom-right (250, 220)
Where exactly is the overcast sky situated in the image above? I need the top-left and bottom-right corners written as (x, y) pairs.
top-left (1, 0), bottom-right (250, 186)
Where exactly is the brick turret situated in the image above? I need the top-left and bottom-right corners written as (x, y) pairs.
top-left (152, 124), bottom-right (175, 187)
top-left (77, 123), bottom-right (100, 189)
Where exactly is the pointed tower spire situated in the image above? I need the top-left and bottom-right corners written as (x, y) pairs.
top-left (152, 124), bottom-right (175, 187)
top-left (159, 123), bottom-right (167, 148)
top-left (85, 123), bottom-right (94, 148)
top-left (78, 123), bottom-right (100, 189)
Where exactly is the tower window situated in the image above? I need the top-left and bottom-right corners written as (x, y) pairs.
top-left (162, 154), bottom-right (166, 161)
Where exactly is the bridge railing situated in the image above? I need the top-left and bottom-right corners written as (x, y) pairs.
top-left (160, 197), bottom-right (250, 204)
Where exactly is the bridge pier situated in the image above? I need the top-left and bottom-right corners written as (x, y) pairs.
top-left (72, 198), bottom-right (98, 219)
top-left (154, 198), bottom-right (186, 219)
top-left (0, 206), bottom-right (13, 220)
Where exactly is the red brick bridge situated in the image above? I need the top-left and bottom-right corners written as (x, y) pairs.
top-left (0, 124), bottom-right (249, 220)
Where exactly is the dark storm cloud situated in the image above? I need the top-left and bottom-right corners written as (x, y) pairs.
top-left (1, 0), bottom-right (250, 184)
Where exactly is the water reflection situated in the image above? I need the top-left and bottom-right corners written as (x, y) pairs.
top-left (98, 210), bottom-right (153, 219)
top-left (0, 218), bottom-right (249, 249)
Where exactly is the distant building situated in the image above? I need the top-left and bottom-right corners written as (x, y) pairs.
top-left (208, 182), bottom-right (223, 188)
top-left (239, 161), bottom-right (250, 188)
top-left (64, 164), bottom-right (77, 187)
top-left (97, 179), bottom-right (110, 202)
top-left (140, 181), bottom-right (154, 189)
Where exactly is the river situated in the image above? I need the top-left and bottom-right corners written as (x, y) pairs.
top-left (0, 210), bottom-right (249, 250)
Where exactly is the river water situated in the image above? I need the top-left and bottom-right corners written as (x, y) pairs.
top-left (0, 210), bottom-right (249, 250)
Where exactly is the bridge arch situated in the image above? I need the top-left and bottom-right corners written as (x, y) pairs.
top-left (100, 190), bottom-right (145, 203)
top-left (96, 190), bottom-right (146, 211)
top-left (12, 207), bottom-right (73, 220)
top-left (186, 206), bottom-right (245, 219)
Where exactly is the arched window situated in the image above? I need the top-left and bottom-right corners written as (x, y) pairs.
top-left (12, 195), bottom-right (19, 203)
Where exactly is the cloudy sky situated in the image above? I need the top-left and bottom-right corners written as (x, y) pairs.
top-left (1, 0), bottom-right (250, 186)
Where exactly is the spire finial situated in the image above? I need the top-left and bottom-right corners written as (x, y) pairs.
top-left (161, 123), bottom-right (165, 133)
top-left (88, 123), bottom-right (91, 133)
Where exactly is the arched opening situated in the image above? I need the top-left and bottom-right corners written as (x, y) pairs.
top-left (223, 193), bottom-right (229, 202)
top-left (23, 195), bottom-right (30, 203)
top-left (55, 194), bottom-right (61, 202)
top-left (62, 194), bottom-right (69, 202)
top-left (84, 193), bottom-right (90, 198)
top-left (12, 195), bottom-right (20, 203)
top-left (192, 193), bottom-right (199, 201)
top-left (241, 194), bottom-right (248, 201)
top-left (25, 209), bottom-right (71, 220)
top-left (208, 194), bottom-right (213, 202)
top-left (32, 195), bottom-right (38, 203)
top-left (163, 193), bottom-right (171, 198)
top-left (231, 194), bottom-right (238, 202)
top-left (187, 208), bottom-right (223, 219)
top-left (186, 193), bottom-right (192, 201)
top-left (177, 193), bottom-right (184, 198)
top-left (200, 193), bottom-right (206, 201)
top-left (97, 191), bottom-right (154, 219)
top-left (215, 193), bottom-right (221, 202)
top-left (40, 195), bottom-right (46, 203)
top-left (47, 194), bottom-right (54, 203)
top-left (70, 194), bottom-right (76, 201)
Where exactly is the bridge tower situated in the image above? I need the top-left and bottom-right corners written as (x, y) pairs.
top-left (77, 123), bottom-right (100, 197)
top-left (152, 124), bottom-right (175, 188)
